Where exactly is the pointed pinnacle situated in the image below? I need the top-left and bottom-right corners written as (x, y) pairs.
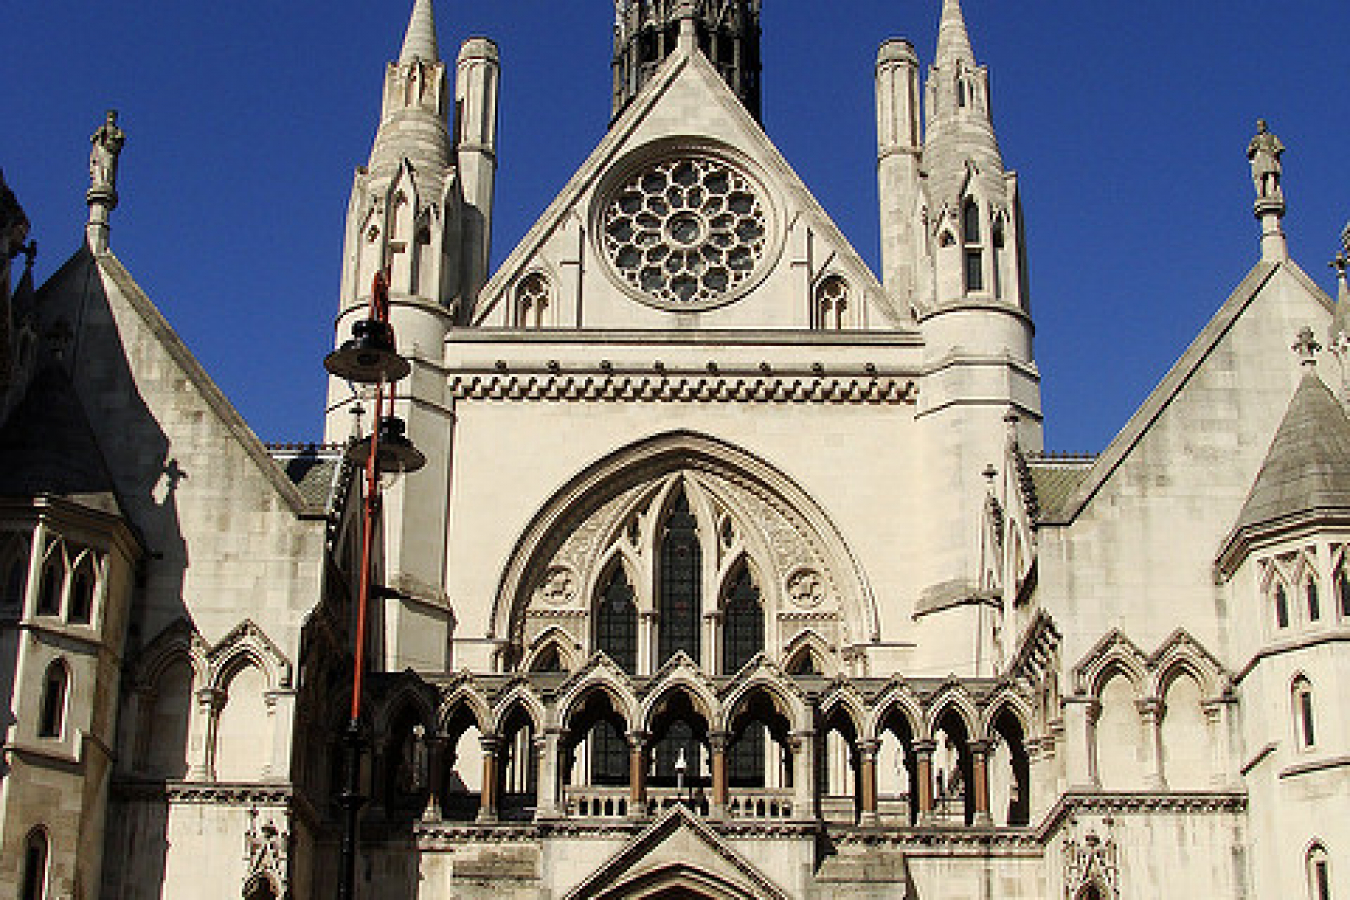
top-left (399, 0), bottom-right (440, 65)
top-left (936, 0), bottom-right (978, 66)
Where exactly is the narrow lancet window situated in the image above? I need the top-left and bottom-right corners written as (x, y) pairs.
top-left (658, 489), bottom-right (702, 666)
top-left (596, 567), bottom-right (638, 674)
top-left (1275, 584), bottom-right (1290, 629)
top-left (1307, 578), bottom-right (1321, 622)
top-left (38, 661), bottom-right (68, 739)
top-left (22, 829), bottom-right (48, 900)
top-left (722, 564), bottom-right (764, 675)
top-left (1294, 677), bottom-right (1316, 750)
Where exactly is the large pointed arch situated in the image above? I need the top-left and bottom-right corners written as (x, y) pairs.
top-left (491, 431), bottom-right (879, 653)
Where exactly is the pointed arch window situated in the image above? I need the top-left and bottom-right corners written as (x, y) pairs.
top-left (516, 272), bottom-right (550, 329)
top-left (37, 551), bottom-right (63, 617)
top-left (1275, 583), bottom-right (1291, 630)
top-left (68, 556), bottom-right (95, 625)
top-left (596, 567), bottom-right (638, 674)
top-left (38, 660), bottom-right (68, 739)
top-left (815, 275), bottom-right (849, 330)
top-left (22, 828), bottom-right (48, 900)
top-left (962, 198), bottom-right (984, 293)
top-left (1307, 576), bottom-right (1322, 623)
top-left (1309, 844), bottom-right (1332, 900)
top-left (722, 564), bottom-right (764, 675)
top-left (1293, 677), bottom-right (1316, 750)
top-left (658, 489), bottom-right (702, 666)
top-left (529, 644), bottom-right (565, 674)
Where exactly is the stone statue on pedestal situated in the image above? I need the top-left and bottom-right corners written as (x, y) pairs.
top-left (89, 110), bottom-right (126, 196)
top-left (1247, 119), bottom-right (1285, 202)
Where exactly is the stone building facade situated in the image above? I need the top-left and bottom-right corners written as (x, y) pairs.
top-left (1, 1), bottom-right (1347, 898)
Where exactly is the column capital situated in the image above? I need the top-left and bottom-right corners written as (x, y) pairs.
top-left (479, 734), bottom-right (502, 754)
top-left (859, 739), bottom-right (881, 757)
top-left (913, 739), bottom-right (937, 755)
top-left (967, 739), bottom-right (994, 756)
top-left (196, 687), bottom-right (227, 711)
top-left (708, 731), bottom-right (731, 751)
top-left (626, 730), bottom-right (651, 749)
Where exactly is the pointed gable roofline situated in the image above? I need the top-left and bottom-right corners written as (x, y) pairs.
top-left (93, 253), bottom-right (313, 516)
top-left (1041, 260), bottom-right (1334, 528)
top-left (1216, 365), bottom-right (1350, 577)
top-left (471, 41), bottom-right (903, 328)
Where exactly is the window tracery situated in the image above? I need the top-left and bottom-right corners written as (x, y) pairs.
top-left (815, 275), bottom-right (849, 330)
top-left (515, 272), bottom-right (550, 328)
top-left (596, 566), bottom-right (638, 674)
top-left (721, 562), bottom-right (763, 675)
top-left (658, 489), bottom-right (702, 666)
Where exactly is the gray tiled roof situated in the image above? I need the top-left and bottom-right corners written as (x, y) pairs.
top-left (1234, 370), bottom-right (1350, 533)
top-left (1026, 457), bottom-right (1095, 523)
top-left (0, 364), bottom-right (123, 516)
top-left (267, 445), bottom-right (343, 511)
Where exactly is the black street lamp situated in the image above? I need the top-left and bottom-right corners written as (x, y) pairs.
top-left (327, 269), bottom-right (424, 900)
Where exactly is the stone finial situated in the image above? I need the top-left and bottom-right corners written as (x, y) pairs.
top-left (1333, 246), bottom-right (1349, 306)
top-left (1293, 326), bottom-right (1321, 368)
top-left (1248, 119), bottom-right (1287, 262)
top-left (87, 110), bottom-right (125, 253)
top-left (398, 0), bottom-right (440, 65)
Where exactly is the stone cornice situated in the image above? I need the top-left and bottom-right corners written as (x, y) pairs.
top-left (111, 779), bottom-right (294, 806)
top-left (451, 372), bottom-right (918, 405)
top-left (1036, 791), bottom-right (1247, 842)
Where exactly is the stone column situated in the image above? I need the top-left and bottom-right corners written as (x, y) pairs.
top-left (858, 739), bottom-right (880, 826)
top-left (422, 736), bottom-right (446, 822)
top-left (535, 728), bottom-right (565, 821)
top-left (191, 687), bottom-right (226, 781)
top-left (970, 740), bottom-right (993, 826)
top-left (478, 735), bottom-right (500, 823)
top-left (638, 611), bottom-right (658, 676)
top-left (627, 731), bottom-right (650, 819)
top-left (1064, 695), bottom-right (1098, 790)
top-left (709, 732), bottom-right (729, 819)
top-left (1204, 699), bottom-right (1240, 790)
top-left (914, 740), bottom-right (936, 825)
top-left (790, 730), bottom-right (817, 822)
top-left (1137, 699), bottom-right (1165, 790)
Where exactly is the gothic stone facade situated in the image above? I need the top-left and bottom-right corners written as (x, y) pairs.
top-left (1, 1), bottom-right (1347, 899)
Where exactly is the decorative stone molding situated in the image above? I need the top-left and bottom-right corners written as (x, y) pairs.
top-left (244, 806), bottom-right (291, 899)
top-left (1062, 817), bottom-right (1120, 899)
top-left (452, 372), bottom-right (917, 405)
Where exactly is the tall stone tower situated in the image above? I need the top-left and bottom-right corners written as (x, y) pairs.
top-left (880, 0), bottom-right (1041, 665)
top-left (612, 0), bottom-right (762, 120)
top-left (326, 0), bottom-right (500, 669)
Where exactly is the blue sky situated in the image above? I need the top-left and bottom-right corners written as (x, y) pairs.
top-left (5, 1), bottom-right (1347, 451)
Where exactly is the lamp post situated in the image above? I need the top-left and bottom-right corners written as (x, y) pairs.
top-left (325, 269), bottom-right (424, 900)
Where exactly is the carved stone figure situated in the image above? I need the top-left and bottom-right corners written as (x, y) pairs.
top-left (1246, 119), bottom-right (1285, 201)
top-left (89, 110), bottom-right (126, 195)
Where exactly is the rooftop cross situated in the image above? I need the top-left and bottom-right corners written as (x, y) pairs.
top-left (1293, 326), bottom-right (1321, 367)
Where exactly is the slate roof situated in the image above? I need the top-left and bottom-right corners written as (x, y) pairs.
top-left (1232, 368), bottom-right (1350, 534)
top-left (1025, 455), bottom-right (1096, 524)
top-left (267, 444), bottom-right (344, 512)
top-left (0, 363), bottom-right (123, 516)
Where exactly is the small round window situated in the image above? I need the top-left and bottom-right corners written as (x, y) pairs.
top-left (599, 154), bottom-right (770, 310)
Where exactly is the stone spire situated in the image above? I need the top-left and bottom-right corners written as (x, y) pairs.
top-left (399, 0), bottom-right (440, 64)
top-left (936, 0), bottom-right (977, 68)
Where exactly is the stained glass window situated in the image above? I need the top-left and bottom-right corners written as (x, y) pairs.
top-left (596, 567), bottom-right (638, 674)
top-left (722, 565), bottom-right (763, 675)
top-left (658, 490), bottom-right (702, 666)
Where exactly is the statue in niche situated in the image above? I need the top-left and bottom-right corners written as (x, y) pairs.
top-left (89, 110), bottom-right (126, 195)
top-left (1247, 119), bottom-right (1285, 202)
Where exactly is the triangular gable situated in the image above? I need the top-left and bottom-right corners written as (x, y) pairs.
top-left (77, 251), bottom-right (310, 515)
top-left (561, 804), bottom-right (792, 900)
top-left (472, 44), bottom-right (905, 330)
top-left (1044, 260), bottom-right (1334, 525)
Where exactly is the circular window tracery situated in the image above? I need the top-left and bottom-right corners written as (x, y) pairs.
top-left (601, 156), bottom-right (768, 308)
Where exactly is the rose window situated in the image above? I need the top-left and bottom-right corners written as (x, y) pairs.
top-left (601, 157), bottom-right (767, 307)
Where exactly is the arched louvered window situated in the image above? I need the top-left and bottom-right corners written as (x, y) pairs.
top-left (22, 828), bottom-right (48, 900)
top-left (596, 567), bottom-right (638, 674)
top-left (722, 564), bottom-right (764, 675)
top-left (658, 490), bottom-right (702, 666)
top-left (38, 661), bottom-right (68, 739)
